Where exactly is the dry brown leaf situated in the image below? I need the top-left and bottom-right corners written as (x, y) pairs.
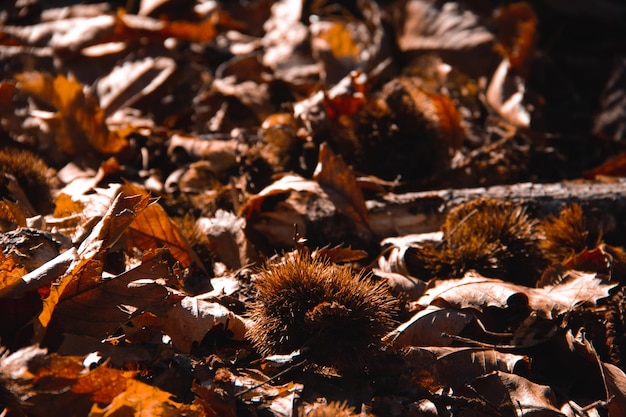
top-left (386, 304), bottom-right (473, 347)
top-left (602, 362), bottom-right (626, 417)
top-left (192, 381), bottom-right (238, 417)
top-left (96, 56), bottom-right (176, 114)
top-left (0, 199), bottom-right (28, 229)
top-left (124, 297), bottom-right (247, 352)
top-left (196, 210), bottom-right (257, 270)
top-left (493, 2), bottom-right (538, 71)
top-left (43, 249), bottom-right (172, 343)
top-left (373, 269), bottom-right (427, 301)
top-left (0, 248), bottom-right (76, 299)
top-left (223, 367), bottom-right (304, 403)
top-left (486, 58), bottom-right (531, 127)
top-left (418, 271), bottom-right (616, 319)
top-left (37, 185), bottom-right (151, 332)
top-left (15, 72), bottom-right (128, 155)
top-left (401, 346), bottom-right (529, 393)
top-left (397, 0), bottom-right (494, 52)
top-left (124, 182), bottom-right (206, 272)
top-left (469, 371), bottom-right (563, 417)
top-left (313, 244), bottom-right (368, 264)
top-left (0, 249), bottom-right (29, 297)
top-left (243, 174), bottom-right (322, 213)
top-left (0, 16), bottom-right (118, 49)
top-left (261, 0), bottom-right (318, 82)
top-left (167, 134), bottom-right (244, 172)
top-left (0, 346), bottom-right (99, 417)
top-left (313, 142), bottom-right (369, 227)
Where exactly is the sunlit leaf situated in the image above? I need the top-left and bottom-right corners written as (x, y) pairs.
top-left (15, 72), bottom-right (128, 155)
top-left (313, 142), bottom-right (369, 226)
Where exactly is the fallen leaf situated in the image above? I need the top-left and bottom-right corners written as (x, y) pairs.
top-left (36, 185), bottom-right (151, 333)
top-left (128, 294), bottom-right (249, 353)
top-left (493, 2), bottom-right (538, 71)
top-left (486, 58), bottom-right (531, 127)
top-left (15, 72), bottom-right (128, 155)
top-left (418, 271), bottom-right (616, 319)
top-left (96, 56), bottom-right (176, 114)
top-left (88, 377), bottom-right (206, 417)
top-left (313, 142), bottom-right (369, 227)
top-left (396, 1), bottom-right (494, 52)
top-left (71, 365), bottom-right (133, 404)
top-left (602, 362), bottom-right (626, 417)
top-left (124, 182), bottom-right (205, 272)
top-left (400, 346), bottom-right (529, 393)
top-left (42, 249), bottom-right (173, 343)
top-left (385, 304), bottom-right (473, 347)
top-left (469, 371), bottom-right (563, 417)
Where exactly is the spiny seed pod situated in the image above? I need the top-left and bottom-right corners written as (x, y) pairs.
top-left (539, 204), bottom-right (601, 264)
top-left (0, 147), bottom-right (54, 214)
top-left (407, 198), bottom-right (545, 285)
top-left (306, 401), bottom-right (358, 417)
top-left (247, 250), bottom-right (397, 373)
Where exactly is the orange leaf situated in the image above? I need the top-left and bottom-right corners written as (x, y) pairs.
top-left (37, 186), bottom-right (151, 332)
top-left (584, 151), bottom-right (626, 179)
top-left (124, 182), bottom-right (204, 271)
top-left (15, 72), bottom-right (128, 155)
top-left (494, 2), bottom-right (537, 71)
top-left (72, 366), bottom-right (132, 404)
top-left (89, 378), bottom-right (205, 417)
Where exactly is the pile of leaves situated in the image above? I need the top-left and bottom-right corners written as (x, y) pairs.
top-left (2, 0), bottom-right (626, 415)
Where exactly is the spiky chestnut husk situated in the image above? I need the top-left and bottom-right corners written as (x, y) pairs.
top-left (247, 250), bottom-right (397, 373)
top-left (0, 148), bottom-right (53, 214)
top-left (538, 204), bottom-right (601, 264)
top-left (306, 401), bottom-right (359, 417)
top-left (407, 198), bottom-right (545, 285)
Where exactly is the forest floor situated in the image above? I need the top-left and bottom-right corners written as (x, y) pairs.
top-left (1, 1), bottom-right (626, 416)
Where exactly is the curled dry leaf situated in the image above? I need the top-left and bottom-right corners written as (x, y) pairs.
top-left (385, 304), bottom-right (473, 347)
top-left (88, 377), bottom-right (206, 417)
top-left (36, 184), bottom-right (151, 333)
top-left (418, 271), bottom-right (616, 319)
top-left (469, 371), bottom-right (563, 416)
top-left (42, 249), bottom-right (172, 345)
top-left (486, 58), bottom-right (531, 127)
top-left (15, 72), bottom-right (128, 155)
top-left (124, 182), bottom-right (207, 273)
top-left (196, 209), bottom-right (257, 270)
top-left (242, 166), bottom-right (371, 249)
top-left (313, 142), bottom-right (369, 227)
top-left (388, 271), bottom-right (617, 349)
top-left (0, 346), bottom-right (202, 417)
top-left (396, 0), bottom-right (494, 52)
top-left (167, 133), bottom-right (245, 172)
top-left (97, 56), bottom-right (177, 114)
top-left (400, 346), bottom-right (529, 393)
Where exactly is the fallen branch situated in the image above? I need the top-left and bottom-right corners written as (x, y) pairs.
top-left (366, 180), bottom-right (626, 238)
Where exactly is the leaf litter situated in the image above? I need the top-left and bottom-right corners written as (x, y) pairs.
top-left (2, 0), bottom-right (626, 416)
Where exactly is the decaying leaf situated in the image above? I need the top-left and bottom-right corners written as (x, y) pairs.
top-left (396, 1), bottom-right (494, 52)
top-left (36, 184), bottom-right (151, 333)
top-left (2, 0), bottom-right (626, 415)
top-left (124, 182), bottom-right (207, 273)
top-left (15, 72), bottom-right (128, 155)
top-left (313, 142), bottom-right (369, 227)
top-left (418, 271), bottom-right (616, 319)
